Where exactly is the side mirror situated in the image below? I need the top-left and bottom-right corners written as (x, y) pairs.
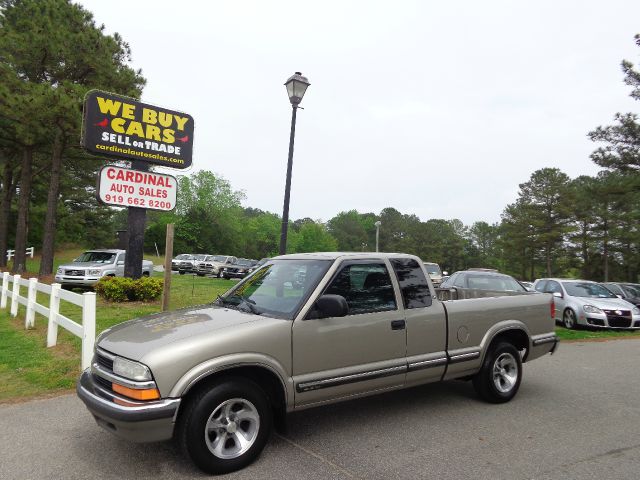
top-left (553, 292), bottom-right (562, 298)
top-left (442, 271), bottom-right (448, 276)
top-left (314, 294), bottom-right (348, 319)
top-left (616, 294), bottom-right (623, 299)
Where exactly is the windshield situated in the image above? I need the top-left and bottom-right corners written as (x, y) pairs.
top-left (212, 255), bottom-right (228, 262)
top-left (563, 282), bottom-right (616, 298)
top-left (467, 274), bottom-right (526, 291)
top-left (424, 264), bottom-right (442, 276)
top-left (175, 254), bottom-right (190, 260)
top-left (622, 284), bottom-right (640, 297)
top-left (193, 254), bottom-right (207, 261)
top-left (74, 252), bottom-right (116, 263)
top-left (216, 259), bottom-right (332, 319)
top-left (236, 260), bottom-right (253, 267)
top-left (605, 284), bottom-right (623, 295)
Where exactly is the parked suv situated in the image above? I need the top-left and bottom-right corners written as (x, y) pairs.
top-left (196, 255), bottom-right (238, 277)
top-left (171, 254), bottom-right (192, 271)
top-left (423, 262), bottom-right (446, 286)
top-left (221, 258), bottom-right (256, 279)
top-left (534, 278), bottom-right (640, 329)
top-left (55, 250), bottom-right (153, 288)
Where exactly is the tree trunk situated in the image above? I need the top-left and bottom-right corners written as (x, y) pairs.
top-left (13, 147), bottom-right (33, 273)
top-left (39, 135), bottom-right (65, 276)
top-left (546, 241), bottom-right (552, 276)
top-left (580, 221), bottom-right (589, 279)
top-left (0, 159), bottom-right (16, 268)
top-left (602, 218), bottom-right (609, 282)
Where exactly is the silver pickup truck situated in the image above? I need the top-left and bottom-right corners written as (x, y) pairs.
top-left (77, 253), bottom-right (558, 474)
top-left (55, 249), bottom-right (153, 288)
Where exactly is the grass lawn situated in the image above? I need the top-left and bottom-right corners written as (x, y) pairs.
top-left (1, 250), bottom-right (639, 401)
top-left (0, 258), bottom-right (235, 402)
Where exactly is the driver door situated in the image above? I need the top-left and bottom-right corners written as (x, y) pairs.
top-left (292, 260), bottom-right (407, 407)
top-left (115, 253), bottom-right (125, 276)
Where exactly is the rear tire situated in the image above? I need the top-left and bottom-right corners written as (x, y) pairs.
top-left (472, 342), bottom-right (522, 404)
top-left (179, 271), bottom-right (185, 275)
top-left (177, 378), bottom-right (272, 475)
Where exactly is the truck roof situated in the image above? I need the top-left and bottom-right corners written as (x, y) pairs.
top-left (84, 249), bottom-right (124, 253)
top-left (271, 252), bottom-right (416, 261)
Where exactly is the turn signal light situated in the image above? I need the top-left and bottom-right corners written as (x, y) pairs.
top-left (550, 299), bottom-right (556, 320)
top-left (112, 383), bottom-right (160, 401)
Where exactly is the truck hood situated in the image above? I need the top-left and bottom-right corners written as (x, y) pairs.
top-left (97, 305), bottom-right (264, 361)
top-left (58, 261), bottom-right (113, 269)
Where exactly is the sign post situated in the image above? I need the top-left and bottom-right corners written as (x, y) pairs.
top-left (162, 224), bottom-right (174, 311)
top-left (81, 90), bottom-right (193, 280)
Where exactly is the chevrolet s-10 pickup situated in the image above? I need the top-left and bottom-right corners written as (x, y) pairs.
top-left (77, 252), bottom-right (558, 474)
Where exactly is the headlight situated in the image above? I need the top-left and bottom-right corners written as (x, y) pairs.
top-left (88, 269), bottom-right (101, 276)
top-left (632, 307), bottom-right (640, 315)
top-left (56, 268), bottom-right (63, 274)
top-left (583, 305), bottom-right (603, 314)
top-left (112, 357), bottom-right (153, 381)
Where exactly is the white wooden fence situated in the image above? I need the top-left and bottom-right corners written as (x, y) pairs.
top-left (0, 272), bottom-right (96, 370)
top-left (6, 247), bottom-right (34, 261)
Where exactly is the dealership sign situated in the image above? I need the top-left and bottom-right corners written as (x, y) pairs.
top-left (97, 166), bottom-right (177, 211)
top-left (82, 90), bottom-right (194, 169)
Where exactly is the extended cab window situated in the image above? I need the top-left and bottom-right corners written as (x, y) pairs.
top-left (390, 258), bottom-right (432, 308)
top-left (325, 263), bottom-right (397, 315)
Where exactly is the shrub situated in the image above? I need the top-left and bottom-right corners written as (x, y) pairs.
top-left (131, 276), bottom-right (164, 302)
top-left (95, 276), bottom-right (163, 302)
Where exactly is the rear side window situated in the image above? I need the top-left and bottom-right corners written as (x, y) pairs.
top-left (390, 258), bottom-right (432, 309)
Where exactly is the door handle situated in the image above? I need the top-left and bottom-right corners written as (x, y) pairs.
top-left (391, 319), bottom-right (406, 330)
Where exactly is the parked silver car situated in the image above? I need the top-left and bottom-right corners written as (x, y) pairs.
top-left (534, 278), bottom-right (640, 329)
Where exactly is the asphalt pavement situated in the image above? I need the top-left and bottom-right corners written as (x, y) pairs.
top-left (1, 339), bottom-right (639, 480)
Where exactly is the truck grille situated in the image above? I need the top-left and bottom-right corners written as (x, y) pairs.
top-left (603, 310), bottom-right (631, 328)
top-left (96, 350), bottom-right (114, 371)
top-left (65, 269), bottom-right (85, 276)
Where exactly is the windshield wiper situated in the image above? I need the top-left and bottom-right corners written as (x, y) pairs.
top-left (216, 294), bottom-right (260, 315)
top-left (238, 296), bottom-right (260, 315)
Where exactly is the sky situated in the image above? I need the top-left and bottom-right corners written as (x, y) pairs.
top-left (79, 0), bottom-right (640, 225)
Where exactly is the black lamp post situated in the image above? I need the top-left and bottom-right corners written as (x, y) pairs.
top-left (279, 72), bottom-right (310, 255)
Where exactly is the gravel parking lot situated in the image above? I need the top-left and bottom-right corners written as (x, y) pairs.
top-left (2, 339), bottom-right (639, 480)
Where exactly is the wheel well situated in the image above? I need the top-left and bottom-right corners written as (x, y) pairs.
top-left (182, 366), bottom-right (287, 421)
top-left (489, 329), bottom-right (529, 359)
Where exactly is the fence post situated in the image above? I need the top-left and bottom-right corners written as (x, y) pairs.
top-left (81, 292), bottom-right (96, 370)
top-left (27, 247), bottom-right (34, 258)
top-left (1, 272), bottom-right (8, 309)
top-left (10, 274), bottom-right (20, 317)
top-left (47, 284), bottom-right (61, 347)
top-left (7, 250), bottom-right (14, 261)
top-left (25, 277), bottom-right (37, 328)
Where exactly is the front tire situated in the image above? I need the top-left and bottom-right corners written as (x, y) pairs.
top-left (563, 309), bottom-right (578, 329)
top-left (472, 342), bottom-right (522, 404)
top-left (177, 378), bottom-right (272, 475)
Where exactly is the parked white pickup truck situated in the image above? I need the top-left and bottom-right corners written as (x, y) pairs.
top-left (55, 249), bottom-right (153, 288)
top-left (77, 253), bottom-right (557, 474)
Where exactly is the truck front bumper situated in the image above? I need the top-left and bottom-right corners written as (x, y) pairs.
top-left (76, 370), bottom-right (180, 443)
top-left (54, 275), bottom-right (100, 286)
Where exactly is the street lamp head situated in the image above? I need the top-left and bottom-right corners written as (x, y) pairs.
top-left (285, 72), bottom-right (310, 106)
top-left (375, 221), bottom-right (382, 227)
